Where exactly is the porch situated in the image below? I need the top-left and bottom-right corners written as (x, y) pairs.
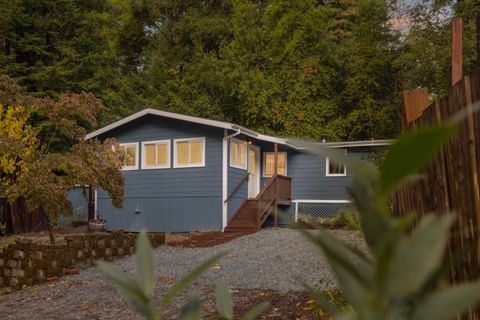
top-left (225, 143), bottom-right (292, 232)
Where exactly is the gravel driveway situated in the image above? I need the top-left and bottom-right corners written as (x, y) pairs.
top-left (0, 229), bottom-right (364, 320)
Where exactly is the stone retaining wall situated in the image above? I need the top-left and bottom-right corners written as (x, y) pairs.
top-left (0, 231), bottom-right (165, 288)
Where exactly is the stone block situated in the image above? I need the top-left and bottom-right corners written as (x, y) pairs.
top-left (98, 239), bottom-right (105, 248)
top-left (7, 259), bottom-right (17, 268)
top-left (31, 251), bottom-right (42, 260)
top-left (105, 248), bottom-right (112, 257)
top-left (13, 250), bottom-right (25, 259)
top-left (36, 269), bottom-right (45, 281)
top-left (0, 258), bottom-right (4, 267)
top-left (117, 247), bottom-right (124, 256)
top-left (11, 268), bottom-right (25, 278)
top-left (10, 277), bottom-right (19, 287)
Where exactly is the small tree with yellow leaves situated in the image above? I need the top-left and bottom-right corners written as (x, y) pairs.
top-left (0, 76), bottom-right (124, 242)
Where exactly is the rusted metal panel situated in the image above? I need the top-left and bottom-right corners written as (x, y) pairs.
top-left (452, 17), bottom-right (463, 86)
top-left (402, 88), bottom-right (430, 127)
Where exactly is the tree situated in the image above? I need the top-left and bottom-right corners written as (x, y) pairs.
top-left (397, 0), bottom-right (480, 97)
top-left (0, 75), bottom-right (124, 241)
top-left (143, 0), bottom-right (400, 140)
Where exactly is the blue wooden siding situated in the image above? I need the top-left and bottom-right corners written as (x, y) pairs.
top-left (61, 188), bottom-right (88, 225)
top-left (284, 147), bottom-right (380, 200)
top-left (96, 115), bottom-right (224, 232)
top-left (227, 137), bottom-right (248, 219)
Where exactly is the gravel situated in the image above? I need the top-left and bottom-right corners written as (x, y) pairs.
top-left (0, 229), bottom-right (365, 320)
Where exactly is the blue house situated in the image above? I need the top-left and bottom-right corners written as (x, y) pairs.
top-left (83, 108), bottom-right (391, 232)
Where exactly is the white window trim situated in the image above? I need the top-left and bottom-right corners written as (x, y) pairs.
top-left (230, 138), bottom-right (248, 170)
top-left (119, 142), bottom-right (139, 171)
top-left (141, 139), bottom-right (171, 170)
top-left (262, 152), bottom-right (287, 177)
top-left (326, 150), bottom-right (347, 177)
top-left (173, 137), bottom-right (206, 168)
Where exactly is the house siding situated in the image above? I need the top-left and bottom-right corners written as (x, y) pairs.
top-left (227, 165), bottom-right (248, 220)
top-left (95, 115), bottom-right (223, 232)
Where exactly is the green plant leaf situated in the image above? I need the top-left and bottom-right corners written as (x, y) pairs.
top-left (240, 302), bottom-right (269, 320)
top-left (386, 214), bottom-right (454, 297)
top-left (286, 138), bottom-right (375, 178)
top-left (299, 227), bottom-right (373, 314)
top-left (179, 295), bottom-right (203, 320)
top-left (137, 231), bottom-right (154, 296)
top-left (215, 282), bottom-right (233, 319)
top-left (96, 261), bottom-right (157, 320)
top-left (295, 276), bottom-right (339, 316)
top-left (159, 252), bottom-right (228, 314)
top-left (411, 280), bottom-right (480, 320)
top-left (379, 123), bottom-right (456, 196)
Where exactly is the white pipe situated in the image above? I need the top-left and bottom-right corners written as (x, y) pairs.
top-left (222, 129), bottom-right (241, 231)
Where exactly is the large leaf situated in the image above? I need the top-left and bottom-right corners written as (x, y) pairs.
top-left (286, 138), bottom-right (376, 178)
top-left (385, 214), bottom-right (454, 297)
top-left (136, 231), bottom-right (155, 296)
top-left (240, 302), bottom-right (269, 320)
top-left (179, 295), bottom-right (203, 320)
top-left (299, 228), bottom-right (373, 315)
top-left (379, 123), bottom-right (456, 196)
top-left (159, 252), bottom-right (227, 313)
top-left (411, 280), bottom-right (480, 320)
top-left (216, 282), bottom-right (233, 319)
top-left (295, 276), bottom-right (339, 316)
top-left (97, 261), bottom-right (157, 320)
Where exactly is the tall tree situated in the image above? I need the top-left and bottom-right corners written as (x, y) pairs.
top-left (143, 0), bottom-right (400, 140)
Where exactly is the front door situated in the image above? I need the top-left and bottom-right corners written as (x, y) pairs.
top-left (248, 145), bottom-right (260, 199)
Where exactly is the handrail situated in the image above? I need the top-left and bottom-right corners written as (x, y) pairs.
top-left (254, 174), bottom-right (277, 200)
top-left (224, 172), bottom-right (250, 203)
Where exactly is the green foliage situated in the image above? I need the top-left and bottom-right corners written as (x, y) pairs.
top-left (0, 0), bottom-right (402, 141)
top-left (0, 76), bottom-right (124, 232)
top-left (98, 232), bottom-right (269, 319)
top-left (294, 121), bottom-right (480, 319)
top-left (329, 212), bottom-right (362, 231)
top-left (397, 0), bottom-right (480, 97)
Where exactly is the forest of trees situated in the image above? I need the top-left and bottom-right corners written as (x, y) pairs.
top-left (1, 0), bottom-right (479, 141)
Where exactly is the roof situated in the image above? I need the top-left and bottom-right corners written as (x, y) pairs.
top-left (85, 108), bottom-right (394, 149)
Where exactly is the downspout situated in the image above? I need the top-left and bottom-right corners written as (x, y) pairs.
top-left (222, 128), bottom-right (241, 231)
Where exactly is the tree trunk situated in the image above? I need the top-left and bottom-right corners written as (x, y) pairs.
top-left (44, 213), bottom-right (55, 244)
top-left (7, 198), bottom-right (48, 234)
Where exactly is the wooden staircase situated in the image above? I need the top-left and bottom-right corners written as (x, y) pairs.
top-left (225, 174), bottom-right (291, 232)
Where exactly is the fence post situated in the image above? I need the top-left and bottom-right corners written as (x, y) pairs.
top-left (294, 201), bottom-right (299, 222)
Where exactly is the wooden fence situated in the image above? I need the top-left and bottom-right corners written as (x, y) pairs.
top-left (392, 69), bottom-right (480, 318)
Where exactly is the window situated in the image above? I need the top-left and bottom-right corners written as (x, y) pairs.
top-left (326, 151), bottom-right (347, 176)
top-left (119, 143), bottom-right (139, 170)
top-left (230, 139), bottom-right (247, 169)
top-left (174, 137), bottom-right (205, 168)
top-left (142, 140), bottom-right (170, 169)
top-left (263, 152), bottom-right (287, 177)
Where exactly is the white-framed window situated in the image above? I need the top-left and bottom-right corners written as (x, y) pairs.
top-left (141, 140), bottom-right (171, 169)
top-left (263, 152), bottom-right (287, 177)
top-left (174, 137), bottom-right (206, 168)
top-left (230, 138), bottom-right (247, 169)
top-left (119, 142), bottom-right (139, 171)
top-left (326, 150), bottom-right (347, 176)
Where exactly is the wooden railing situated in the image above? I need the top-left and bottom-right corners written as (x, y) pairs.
top-left (277, 175), bottom-right (292, 203)
top-left (255, 174), bottom-right (291, 228)
top-left (224, 173), bottom-right (250, 203)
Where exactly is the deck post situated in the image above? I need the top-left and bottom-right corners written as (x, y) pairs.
top-left (294, 201), bottom-right (299, 222)
top-left (274, 143), bottom-right (278, 228)
top-left (88, 186), bottom-right (95, 221)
